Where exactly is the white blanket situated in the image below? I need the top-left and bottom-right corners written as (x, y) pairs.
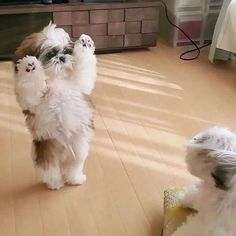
top-left (217, 0), bottom-right (236, 53)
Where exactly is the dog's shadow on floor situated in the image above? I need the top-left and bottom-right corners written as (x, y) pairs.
top-left (15, 183), bottom-right (49, 196)
top-left (0, 183), bottom-right (45, 201)
top-left (0, 182), bottom-right (78, 208)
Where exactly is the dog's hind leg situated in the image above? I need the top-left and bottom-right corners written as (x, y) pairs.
top-left (63, 136), bottom-right (90, 185)
top-left (32, 139), bottom-right (64, 190)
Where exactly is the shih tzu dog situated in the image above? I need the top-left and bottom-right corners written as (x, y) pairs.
top-left (14, 23), bottom-right (96, 190)
top-left (173, 127), bottom-right (236, 236)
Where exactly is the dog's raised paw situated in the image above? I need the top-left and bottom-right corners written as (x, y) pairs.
top-left (17, 56), bottom-right (40, 74)
top-left (77, 34), bottom-right (95, 51)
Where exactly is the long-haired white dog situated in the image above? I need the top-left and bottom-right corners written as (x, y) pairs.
top-left (14, 23), bottom-right (96, 190)
top-left (173, 127), bottom-right (236, 236)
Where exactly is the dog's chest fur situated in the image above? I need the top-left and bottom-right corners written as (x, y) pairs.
top-left (24, 79), bottom-right (94, 143)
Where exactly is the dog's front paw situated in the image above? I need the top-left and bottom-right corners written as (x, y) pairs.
top-left (178, 186), bottom-right (198, 209)
top-left (17, 56), bottom-right (40, 75)
top-left (65, 173), bottom-right (87, 186)
top-left (76, 34), bottom-right (95, 52)
top-left (178, 191), bottom-right (190, 207)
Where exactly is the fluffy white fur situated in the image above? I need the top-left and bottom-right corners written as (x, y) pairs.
top-left (173, 127), bottom-right (236, 236)
top-left (15, 23), bottom-right (96, 190)
top-left (73, 35), bottom-right (97, 95)
top-left (15, 56), bottom-right (48, 112)
top-left (40, 23), bottom-right (96, 94)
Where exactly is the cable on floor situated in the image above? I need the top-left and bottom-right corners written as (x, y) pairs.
top-left (160, 0), bottom-right (212, 61)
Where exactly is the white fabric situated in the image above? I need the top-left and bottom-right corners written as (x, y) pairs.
top-left (217, 0), bottom-right (236, 53)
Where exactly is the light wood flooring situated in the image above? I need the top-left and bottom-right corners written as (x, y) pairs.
top-left (0, 41), bottom-right (236, 236)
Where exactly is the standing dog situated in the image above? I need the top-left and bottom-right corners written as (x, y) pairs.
top-left (14, 23), bottom-right (96, 190)
top-left (174, 127), bottom-right (236, 236)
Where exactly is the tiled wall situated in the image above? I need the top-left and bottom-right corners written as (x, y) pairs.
top-left (53, 7), bottom-right (159, 51)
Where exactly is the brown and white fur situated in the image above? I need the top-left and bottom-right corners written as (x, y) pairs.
top-left (174, 127), bottom-right (236, 236)
top-left (14, 23), bottom-right (96, 190)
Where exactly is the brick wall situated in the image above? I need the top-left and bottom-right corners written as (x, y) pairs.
top-left (53, 7), bottom-right (159, 51)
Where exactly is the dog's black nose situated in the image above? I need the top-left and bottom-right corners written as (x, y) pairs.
top-left (59, 56), bottom-right (66, 63)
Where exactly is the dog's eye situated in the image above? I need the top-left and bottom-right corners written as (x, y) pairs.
top-left (194, 136), bottom-right (209, 143)
top-left (46, 52), bottom-right (54, 59)
top-left (46, 48), bottom-right (59, 59)
top-left (63, 48), bottom-right (73, 55)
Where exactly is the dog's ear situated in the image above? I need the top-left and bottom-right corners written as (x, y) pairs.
top-left (210, 150), bottom-right (236, 190)
top-left (211, 167), bottom-right (235, 190)
top-left (14, 32), bottom-right (45, 68)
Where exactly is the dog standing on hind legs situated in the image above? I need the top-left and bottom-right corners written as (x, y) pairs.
top-left (14, 23), bottom-right (96, 190)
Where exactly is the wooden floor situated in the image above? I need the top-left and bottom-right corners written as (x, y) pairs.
top-left (1, 41), bottom-right (236, 236)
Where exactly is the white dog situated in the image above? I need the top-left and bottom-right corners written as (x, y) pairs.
top-left (14, 23), bottom-right (96, 190)
top-left (173, 127), bottom-right (236, 236)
